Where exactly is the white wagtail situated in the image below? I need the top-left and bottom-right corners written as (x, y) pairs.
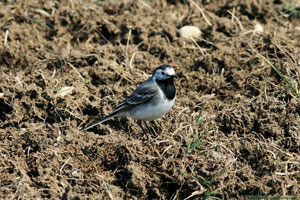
top-left (81, 65), bottom-right (177, 138)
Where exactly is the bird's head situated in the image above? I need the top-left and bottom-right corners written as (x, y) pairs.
top-left (152, 65), bottom-right (177, 81)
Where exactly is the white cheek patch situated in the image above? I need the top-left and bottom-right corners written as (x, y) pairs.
top-left (166, 67), bottom-right (175, 76)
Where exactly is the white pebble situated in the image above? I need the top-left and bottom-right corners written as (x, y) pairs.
top-left (254, 23), bottom-right (264, 33)
top-left (179, 25), bottom-right (202, 39)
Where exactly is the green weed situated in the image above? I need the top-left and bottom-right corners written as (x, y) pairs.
top-left (278, 4), bottom-right (300, 19)
top-left (186, 105), bottom-right (207, 154)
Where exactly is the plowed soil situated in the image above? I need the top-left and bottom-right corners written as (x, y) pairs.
top-left (1, 0), bottom-right (300, 199)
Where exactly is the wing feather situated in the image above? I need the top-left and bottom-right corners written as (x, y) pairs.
top-left (112, 80), bottom-right (157, 113)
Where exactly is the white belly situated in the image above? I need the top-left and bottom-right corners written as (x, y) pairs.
top-left (128, 91), bottom-right (175, 121)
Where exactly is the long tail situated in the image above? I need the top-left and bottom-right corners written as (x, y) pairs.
top-left (81, 113), bottom-right (115, 131)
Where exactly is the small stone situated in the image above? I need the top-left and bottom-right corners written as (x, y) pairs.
top-left (254, 23), bottom-right (263, 33)
top-left (179, 25), bottom-right (202, 39)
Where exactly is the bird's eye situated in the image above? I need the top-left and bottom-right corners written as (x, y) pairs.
top-left (161, 72), bottom-right (165, 75)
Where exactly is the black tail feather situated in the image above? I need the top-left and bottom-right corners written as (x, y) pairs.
top-left (81, 114), bottom-right (114, 131)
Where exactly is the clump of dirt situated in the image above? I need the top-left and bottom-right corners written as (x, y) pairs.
top-left (1, 0), bottom-right (300, 199)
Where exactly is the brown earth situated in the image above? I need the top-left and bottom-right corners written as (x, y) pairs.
top-left (1, 0), bottom-right (300, 199)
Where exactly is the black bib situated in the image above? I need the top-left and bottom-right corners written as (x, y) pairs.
top-left (156, 78), bottom-right (176, 100)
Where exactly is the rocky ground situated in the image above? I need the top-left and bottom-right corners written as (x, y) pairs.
top-left (0, 0), bottom-right (300, 199)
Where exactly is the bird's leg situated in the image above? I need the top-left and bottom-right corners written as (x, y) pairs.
top-left (137, 120), bottom-right (149, 139)
top-left (143, 121), bottom-right (157, 138)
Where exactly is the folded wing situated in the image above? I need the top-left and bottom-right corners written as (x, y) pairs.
top-left (113, 80), bottom-right (158, 113)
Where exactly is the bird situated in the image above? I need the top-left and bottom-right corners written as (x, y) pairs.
top-left (81, 64), bottom-right (177, 138)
